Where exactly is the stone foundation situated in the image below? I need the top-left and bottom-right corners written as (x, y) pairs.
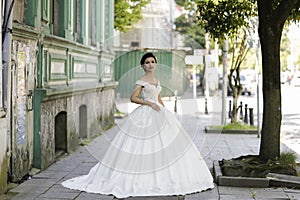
top-left (39, 82), bottom-right (116, 169)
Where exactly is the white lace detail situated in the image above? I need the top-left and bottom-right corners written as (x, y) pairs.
top-left (135, 80), bottom-right (162, 103)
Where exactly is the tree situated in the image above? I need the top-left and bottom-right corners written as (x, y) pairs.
top-left (173, 1), bottom-right (206, 48)
top-left (196, 0), bottom-right (256, 123)
top-left (257, 0), bottom-right (300, 160)
top-left (173, 1), bottom-right (209, 94)
top-left (114, 0), bottom-right (150, 32)
top-left (174, 14), bottom-right (206, 48)
top-left (227, 29), bottom-right (250, 122)
top-left (196, 0), bottom-right (300, 161)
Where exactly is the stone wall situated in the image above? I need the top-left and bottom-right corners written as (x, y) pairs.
top-left (40, 84), bottom-right (116, 169)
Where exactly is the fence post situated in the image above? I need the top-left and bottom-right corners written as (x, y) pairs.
top-left (228, 100), bottom-right (232, 118)
top-left (239, 101), bottom-right (243, 120)
top-left (174, 90), bottom-right (178, 113)
top-left (205, 98), bottom-right (208, 114)
top-left (249, 108), bottom-right (254, 126)
top-left (244, 104), bottom-right (248, 124)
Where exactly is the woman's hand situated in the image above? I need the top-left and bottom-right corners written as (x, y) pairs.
top-left (150, 103), bottom-right (160, 111)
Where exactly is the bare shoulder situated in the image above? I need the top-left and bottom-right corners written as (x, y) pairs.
top-left (139, 75), bottom-right (147, 81)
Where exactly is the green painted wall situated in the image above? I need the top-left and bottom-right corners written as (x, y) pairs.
top-left (113, 50), bottom-right (189, 98)
top-left (25, 0), bottom-right (115, 168)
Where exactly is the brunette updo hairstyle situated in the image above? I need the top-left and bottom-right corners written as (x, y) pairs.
top-left (140, 52), bottom-right (157, 67)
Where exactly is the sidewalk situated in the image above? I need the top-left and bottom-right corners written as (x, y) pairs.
top-left (3, 88), bottom-right (300, 200)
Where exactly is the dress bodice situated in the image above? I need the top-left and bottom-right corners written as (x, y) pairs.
top-left (135, 80), bottom-right (162, 103)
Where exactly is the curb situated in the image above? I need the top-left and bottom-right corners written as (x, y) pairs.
top-left (213, 160), bottom-right (269, 188)
top-left (267, 173), bottom-right (300, 189)
top-left (213, 160), bottom-right (300, 189)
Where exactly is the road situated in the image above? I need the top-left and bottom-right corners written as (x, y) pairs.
top-left (281, 84), bottom-right (300, 159)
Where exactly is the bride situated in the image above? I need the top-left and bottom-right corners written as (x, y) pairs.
top-left (61, 52), bottom-right (214, 198)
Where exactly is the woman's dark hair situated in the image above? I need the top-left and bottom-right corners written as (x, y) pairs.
top-left (140, 52), bottom-right (157, 66)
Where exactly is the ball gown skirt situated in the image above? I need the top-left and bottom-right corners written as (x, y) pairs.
top-left (62, 80), bottom-right (214, 198)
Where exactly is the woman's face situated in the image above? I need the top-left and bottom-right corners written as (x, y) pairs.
top-left (143, 57), bottom-right (157, 72)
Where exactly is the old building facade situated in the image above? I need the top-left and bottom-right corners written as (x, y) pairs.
top-left (0, 0), bottom-right (116, 194)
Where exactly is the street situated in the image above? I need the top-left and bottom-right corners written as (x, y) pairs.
top-left (281, 84), bottom-right (300, 159)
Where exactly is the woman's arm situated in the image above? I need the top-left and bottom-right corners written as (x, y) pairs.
top-left (158, 93), bottom-right (165, 107)
top-left (130, 85), bottom-right (160, 111)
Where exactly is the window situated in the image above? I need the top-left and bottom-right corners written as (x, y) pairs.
top-left (89, 0), bottom-right (96, 46)
top-left (52, 0), bottom-right (64, 37)
top-left (75, 0), bottom-right (82, 43)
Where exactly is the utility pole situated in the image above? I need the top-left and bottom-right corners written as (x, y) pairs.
top-left (221, 38), bottom-right (228, 125)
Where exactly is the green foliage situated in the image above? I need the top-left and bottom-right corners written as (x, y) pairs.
top-left (284, 1), bottom-right (300, 23)
top-left (280, 152), bottom-right (297, 165)
top-left (114, 0), bottom-right (150, 32)
top-left (174, 1), bottom-right (207, 48)
top-left (196, 0), bottom-right (257, 42)
top-left (174, 14), bottom-right (206, 48)
top-left (280, 28), bottom-right (291, 71)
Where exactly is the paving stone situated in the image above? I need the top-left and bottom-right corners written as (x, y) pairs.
top-left (250, 188), bottom-right (289, 199)
top-left (9, 179), bottom-right (56, 193)
top-left (47, 184), bottom-right (81, 193)
top-left (47, 163), bottom-right (79, 172)
top-left (219, 194), bottom-right (255, 200)
top-left (11, 192), bottom-right (41, 200)
top-left (72, 165), bottom-right (95, 174)
top-left (37, 191), bottom-right (80, 199)
top-left (33, 170), bottom-right (69, 180)
top-left (75, 192), bottom-right (114, 200)
top-left (218, 186), bottom-right (253, 195)
top-left (284, 189), bottom-right (300, 200)
top-left (185, 187), bottom-right (219, 200)
top-left (126, 196), bottom-right (178, 200)
top-left (9, 184), bottom-right (49, 194)
top-left (82, 156), bottom-right (98, 163)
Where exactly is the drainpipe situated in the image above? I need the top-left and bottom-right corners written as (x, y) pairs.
top-left (2, 0), bottom-right (14, 112)
top-left (0, 0), bottom-right (3, 115)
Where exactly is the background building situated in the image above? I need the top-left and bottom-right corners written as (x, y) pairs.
top-left (0, 0), bottom-right (116, 194)
top-left (115, 0), bottom-right (183, 49)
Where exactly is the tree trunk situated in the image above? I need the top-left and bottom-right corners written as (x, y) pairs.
top-left (258, 2), bottom-right (284, 161)
top-left (259, 31), bottom-right (282, 161)
top-left (231, 95), bottom-right (238, 123)
top-left (228, 70), bottom-right (242, 123)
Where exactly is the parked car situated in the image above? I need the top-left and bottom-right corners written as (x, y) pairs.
top-left (240, 74), bottom-right (255, 96)
top-left (226, 74), bottom-right (255, 96)
top-left (218, 76), bottom-right (234, 96)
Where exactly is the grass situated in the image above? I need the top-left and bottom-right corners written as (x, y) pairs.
top-left (280, 152), bottom-right (297, 165)
top-left (114, 110), bottom-right (127, 118)
top-left (208, 122), bottom-right (257, 130)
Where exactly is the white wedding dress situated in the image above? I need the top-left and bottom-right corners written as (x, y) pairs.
top-left (62, 80), bottom-right (214, 198)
